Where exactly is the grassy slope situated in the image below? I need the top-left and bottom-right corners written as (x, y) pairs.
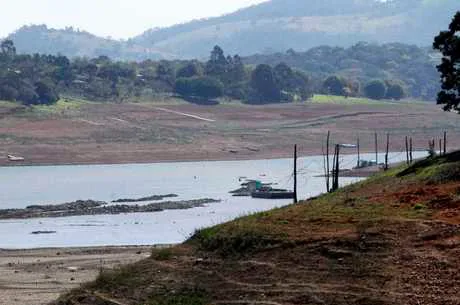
top-left (53, 152), bottom-right (460, 305)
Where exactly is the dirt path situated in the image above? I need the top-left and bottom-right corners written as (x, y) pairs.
top-left (153, 107), bottom-right (216, 122)
top-left (0, 246), bottom-right (153, 305)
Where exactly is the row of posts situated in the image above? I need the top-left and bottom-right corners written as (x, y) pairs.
top-left (292, 131), bottom-right (449, 203)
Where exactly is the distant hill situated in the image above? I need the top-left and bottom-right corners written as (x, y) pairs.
top-left (7, 25), bottom-right (167, 60)
top-left (5, 0), bottom-right (459, 60)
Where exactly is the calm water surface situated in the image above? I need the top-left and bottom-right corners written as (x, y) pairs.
top-left (0, 152), bottom-right (425, 248)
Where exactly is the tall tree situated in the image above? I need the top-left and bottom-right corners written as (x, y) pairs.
top-left (205, 45), bottom-right (228, 78)
top-left (0, 40), bottom-right (16, 58)
top-left (433, 11), bottom-right (460, 112)
top-left (250, 64), bottom-right (280, 103)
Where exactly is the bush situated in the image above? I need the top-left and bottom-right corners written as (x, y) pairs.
top-left (190, 227), bottom-right (278, 257)
top-left (364, 80), bottom-right (387, 100)
top-left (385, 81), bottom-right (406, 100)
top-left (174, 76), bottom-right (223, 99)
top-left (323, 75), bottom-right (347, 96)
top-left (34, 81), bottom-right (59, 105)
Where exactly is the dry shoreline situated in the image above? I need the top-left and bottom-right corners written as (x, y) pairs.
top-left (0, 246), bottom-right (162, 305)
top-left (0, 149), bottom-right (409, 168)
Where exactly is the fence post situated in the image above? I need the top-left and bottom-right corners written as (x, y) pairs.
top-left (444, 131), bottom-right (447, 155)
top-left (326, 131), bottom-right (330, 193)
top-left (294, 144), bottom-right (298, 204)
top-left (332, 144), bottom-right (340, 192)
top-left (409, 137), bottom-right (413, 164)
top-left (375, 132), bottom-right (378, 165)
top-left (385, 133), bottom-right (389, 170)
top-left (357, 137), bottom-right (360, 168)
top-left (405, 136), bottom-right (409, 165)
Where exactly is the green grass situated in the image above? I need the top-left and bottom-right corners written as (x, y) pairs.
top-left (310, 94), bottom-right (384, 105)
top-left (151, 247), bottom-right (174, 261)
top-left (147, 289), bottom-right (209, 305)
top-left (309, 94), bottom-right (429, 106)
top-left (0, 100), bottom-right (20, 108)
top-left (28, 98), bottom-right (87, 117)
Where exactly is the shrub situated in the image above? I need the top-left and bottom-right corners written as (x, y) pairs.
top-left (174, 76), bottom-right (223, 99)
top-left (364, 80), bottom-right (387, 100)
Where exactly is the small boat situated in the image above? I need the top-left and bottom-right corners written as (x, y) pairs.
top-left (7, 154), bottom-right (25, 161)
top-left (251, 190), bottom-right (295, 199)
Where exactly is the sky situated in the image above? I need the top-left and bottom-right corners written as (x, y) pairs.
top-left (1, 0), bottom-right (268, 39)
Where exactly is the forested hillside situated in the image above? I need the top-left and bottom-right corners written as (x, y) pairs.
top-left (4, 0), bottom-right (459, 60)
top-left (244, 43), bottom-right (440, 100)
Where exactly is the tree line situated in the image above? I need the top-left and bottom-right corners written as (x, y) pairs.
top-left (0, 40), bottom-right (442, 106)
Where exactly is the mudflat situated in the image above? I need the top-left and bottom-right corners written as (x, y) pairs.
top-left (0, 99), bottom-right (459, 166)
top-left (0, 246), bottom-right (154, 305)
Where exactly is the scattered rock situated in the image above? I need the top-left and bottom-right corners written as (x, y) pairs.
top-left (31, 231), bottom-right (57, 235)
top-left (0, 198), bottom-right (220, 220)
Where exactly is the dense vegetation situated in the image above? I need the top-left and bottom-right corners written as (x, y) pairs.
top-left (5, 0), bottom-right (459, 60)
top-left (0, 40), bottom-right (440, 105)
top-left (244, 43), bottom-right (440, 100)
top-left (433, 11), bottom-right (460, 113)
top-left (0, 41), bottom-right (313, 105)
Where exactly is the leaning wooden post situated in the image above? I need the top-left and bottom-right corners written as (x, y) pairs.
top-left (405, 136), bottom-right (410, 165)
top-left (409, 137), bottom-right (413, 164)
top-left (331, 145), bottom-right (337, 193)
top-left (326, 131), bottom-right (331, 193)
top-left (293, 144), bottom-right (298, 204)
top-left (332, 144), bottom-right (340, 192)
top-left (385, 133), bottom-right (390, 171)
top-left (444, 131), bottom-right (447, 155)
top-left (375, 132), bottom-right (378, 165)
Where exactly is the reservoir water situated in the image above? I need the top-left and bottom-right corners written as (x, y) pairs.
top-left (0, 152), bottom-right (425, 248)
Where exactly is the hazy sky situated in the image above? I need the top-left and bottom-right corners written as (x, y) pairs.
top-left (1, 0), bottom-right (268, 39)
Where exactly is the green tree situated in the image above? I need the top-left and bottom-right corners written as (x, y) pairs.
top-left (385, 81), bottom-right (406, 100)
top-left (433, 11), bottom-right (460, 112)
top-left (175, 77), bottom-right (223, 99)
top-left (0, 39), bottom-right (16, 58)
top-left (323, 75), bottom-right (346, 96)
top-left (364, 80), bottom-right (387, 100)
top-left (250, 64), bottom-right (280, 103)
top-left (177, 62), bottom-right (201, 78)
top-left (34, 80), bottom-right (59, 105)
top-left (205, 46), bottom-right (228, 78)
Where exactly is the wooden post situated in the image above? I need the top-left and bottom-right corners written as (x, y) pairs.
top-left (357, 137), bottom-right (360, 168)
top-left (405, 136), bottom-right (409, 165)
top-left (409, 137), bottom-right (413, 164)
top-left (385, 133), bottom-right (389, 170)
top-left (326, 131), bottom-right (330, 193)
top-left (375, 132), bottom-right (378, 165)
top-left (444, 131), bottom-right (447, 155)
top-left (294, 144), bottom-right (298, 204)
top-left (439, 138), bottom-right (442, 156)
top-left (331, 145), bottom-right (337, 193)
top-left (332, 144), bottom-right (340, 192)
